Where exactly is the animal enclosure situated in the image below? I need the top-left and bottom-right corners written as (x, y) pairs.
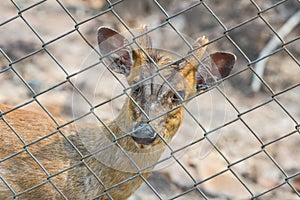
top-left (0, 0), bottom-right (299, 199)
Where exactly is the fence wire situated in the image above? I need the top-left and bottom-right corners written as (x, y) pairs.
top-left (0, 0), bottom-right (299, 199)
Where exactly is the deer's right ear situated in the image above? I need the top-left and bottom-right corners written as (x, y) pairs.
top-left (196, 52), bottom-right (236, 91)
top-left (98, 27), bottom-right (133, 76)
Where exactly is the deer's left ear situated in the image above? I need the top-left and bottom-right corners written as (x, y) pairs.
top-left (196, 52), bottom-right (236, 91)
top-left (98, 27), bottom-right (133, 76)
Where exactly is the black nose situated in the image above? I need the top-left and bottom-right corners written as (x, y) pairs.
top-left (131, 123), bottom-right (157, 145)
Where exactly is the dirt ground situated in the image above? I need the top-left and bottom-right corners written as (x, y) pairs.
top-left (0, 1), bottom-right (299, 199)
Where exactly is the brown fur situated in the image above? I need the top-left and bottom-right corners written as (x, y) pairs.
top-left (0, 26), bottom-right (235, 199)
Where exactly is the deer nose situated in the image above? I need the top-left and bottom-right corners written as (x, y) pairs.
top-left (131, 123), bottom-right (157, 145)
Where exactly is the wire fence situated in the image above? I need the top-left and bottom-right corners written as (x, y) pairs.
top-left (0, 0), bottom-right (299, 199)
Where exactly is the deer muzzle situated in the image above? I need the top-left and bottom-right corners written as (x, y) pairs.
top-left (131, 122), bottom-right (157, 145)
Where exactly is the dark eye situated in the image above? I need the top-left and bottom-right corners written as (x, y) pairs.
top-left (171, 90), bottom-right (185, 103)
top-left (196, 84), bottom-right (209, 91)
top-left (132, 86), bottom-right (142, 95)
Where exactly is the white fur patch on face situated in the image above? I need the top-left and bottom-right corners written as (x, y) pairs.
top-left (135, 143), bottom-right (152, 150)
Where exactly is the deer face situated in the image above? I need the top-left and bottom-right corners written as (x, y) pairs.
top-left (98, 26), bottom-right (236, 149)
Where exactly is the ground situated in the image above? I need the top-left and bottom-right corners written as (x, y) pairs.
top-left (0, 0), bottom-right (299, 199)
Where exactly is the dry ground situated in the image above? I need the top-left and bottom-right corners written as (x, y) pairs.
top-left (0, 1), bottom-right (299, 199)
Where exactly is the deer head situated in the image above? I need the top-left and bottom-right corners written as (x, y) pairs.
top-left (98, 26), bottom-right (236, 150)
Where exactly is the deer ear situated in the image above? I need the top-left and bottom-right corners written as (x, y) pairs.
top-left (196, 52), bottom-right (236, 91)
top-left (98, 27), bottom-right (133, 76)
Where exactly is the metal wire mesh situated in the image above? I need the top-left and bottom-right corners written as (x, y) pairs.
top-left (0, 0), bottom-right (299, 199)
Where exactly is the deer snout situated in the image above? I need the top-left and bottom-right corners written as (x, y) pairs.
top-left (131, 123), bottom-right (157, 145)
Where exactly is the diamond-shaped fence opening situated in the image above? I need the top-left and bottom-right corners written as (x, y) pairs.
top-left (0, 0), bottom-right (299, 199)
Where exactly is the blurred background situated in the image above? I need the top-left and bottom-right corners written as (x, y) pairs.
top-left (0, 0), bottom-right (299, 199)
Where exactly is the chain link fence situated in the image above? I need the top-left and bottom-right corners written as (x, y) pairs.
top-left (0, 0), bottom-right (299, 199)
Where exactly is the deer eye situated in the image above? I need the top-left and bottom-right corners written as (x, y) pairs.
top-left (132, 85), bottom-right (143, 96)
top-left (170, 90), bottom-right (185, 103)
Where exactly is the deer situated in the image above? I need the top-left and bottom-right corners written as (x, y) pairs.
top-left (0, 26), bottom-right (236, 199)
